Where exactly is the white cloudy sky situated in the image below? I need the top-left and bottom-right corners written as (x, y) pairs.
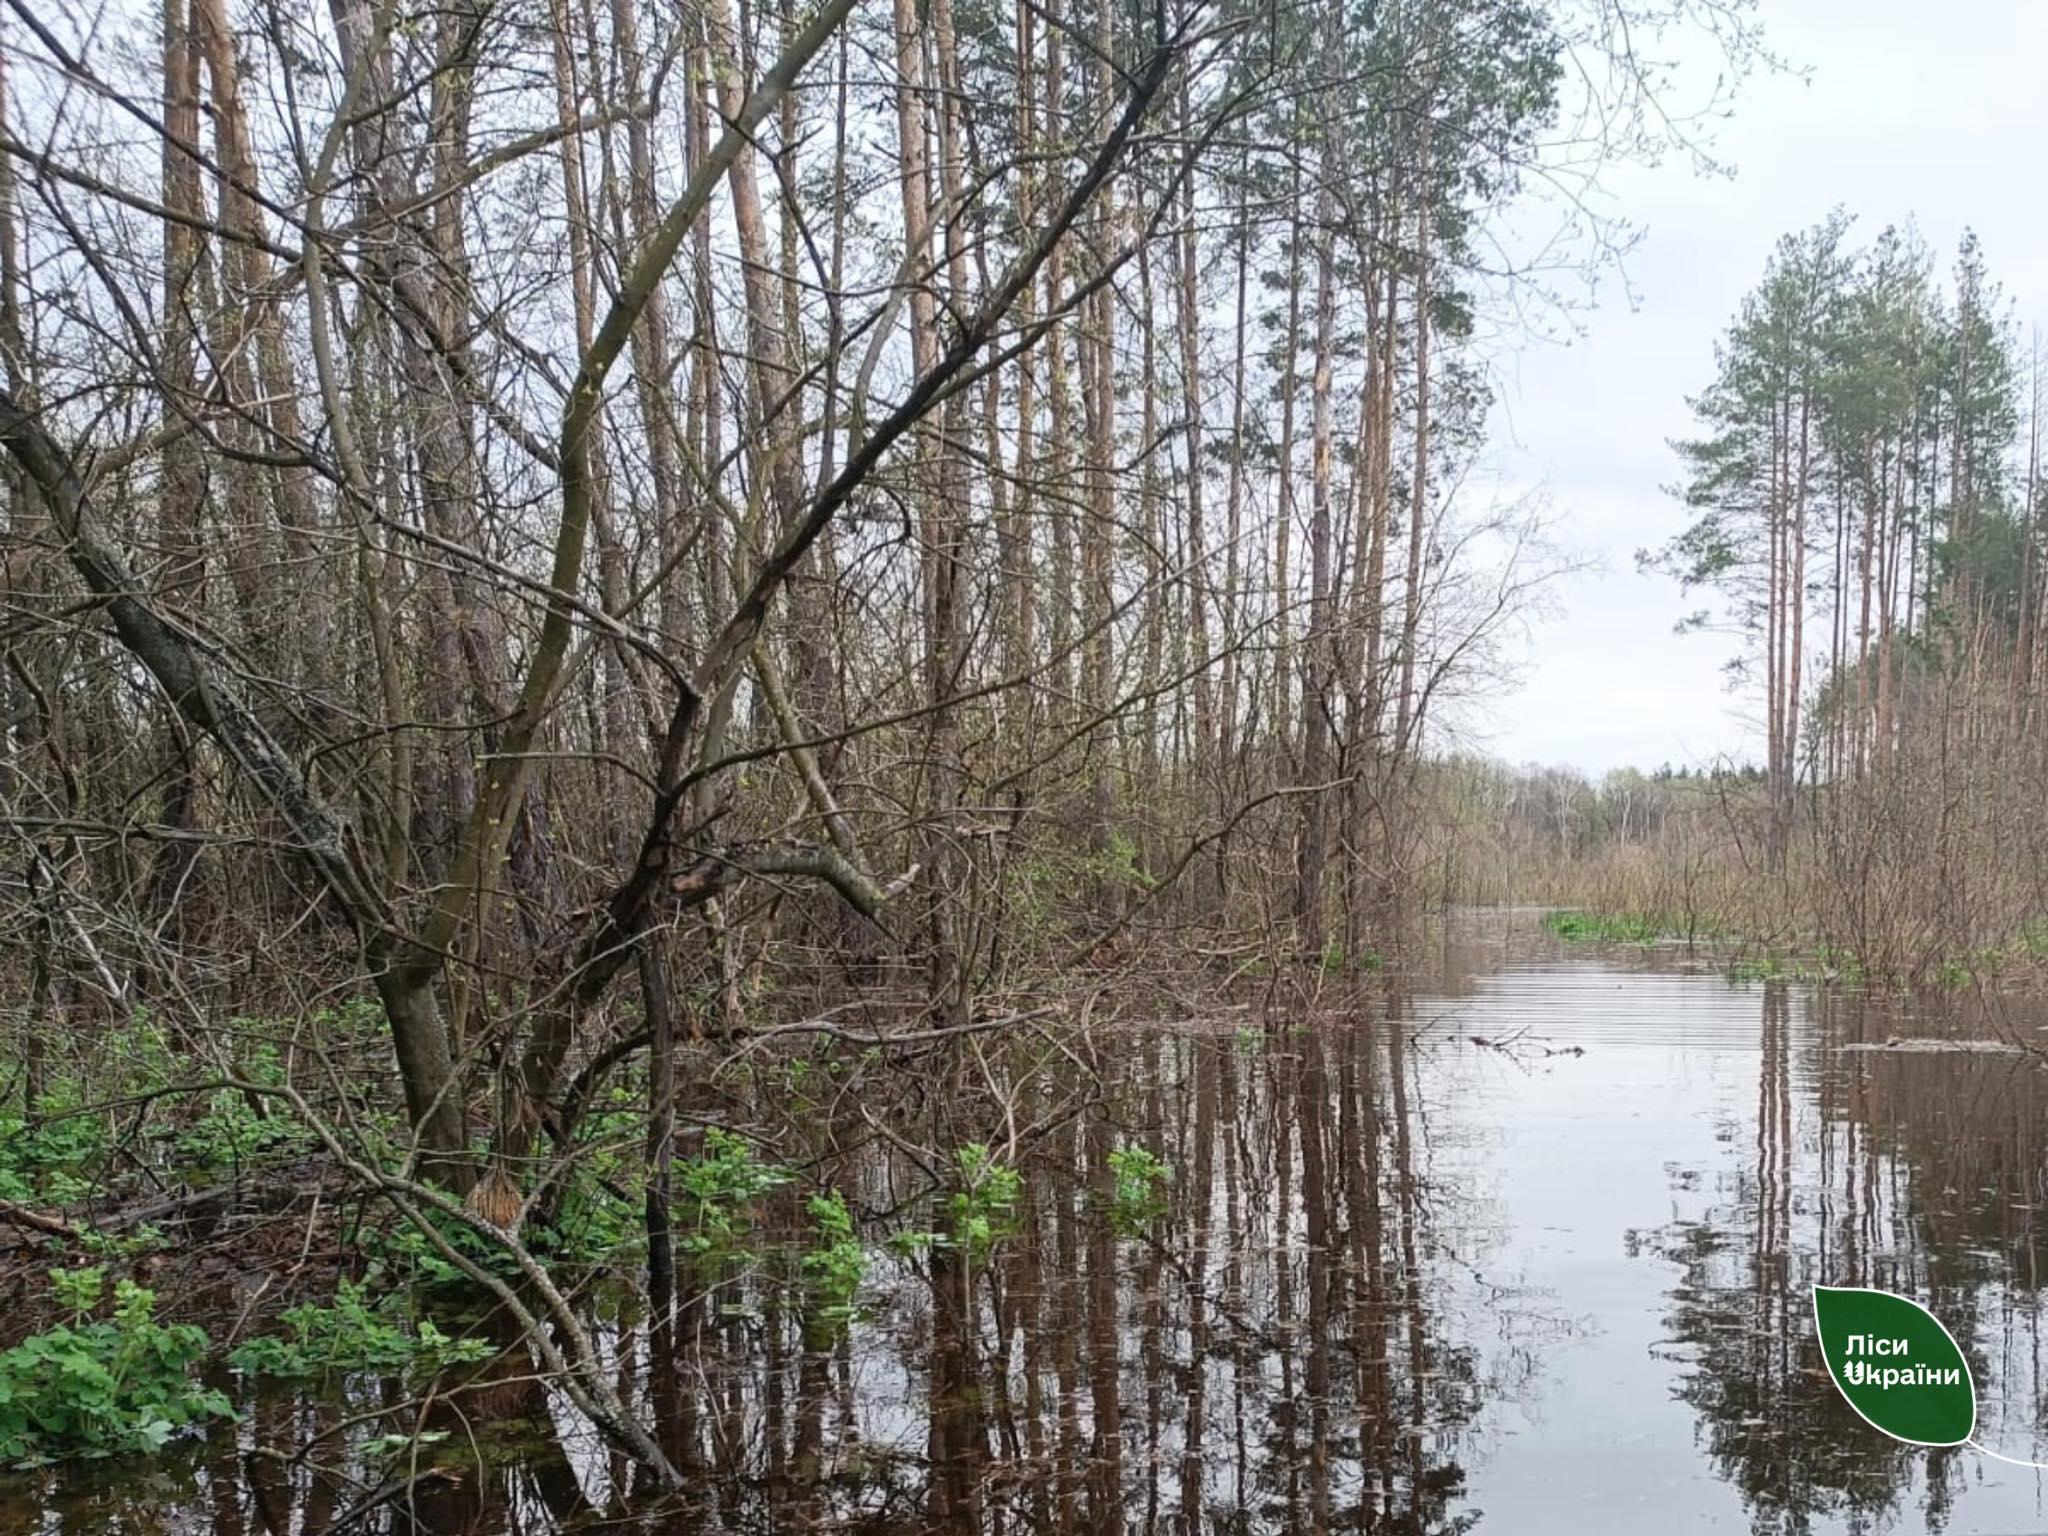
top-left (1478, 0), bottom-right (2048, 775)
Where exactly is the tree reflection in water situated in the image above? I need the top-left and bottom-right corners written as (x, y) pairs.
top-left (20, 916), bottom-right (2048, 1535)
top-left (645, 1003), bottom-right (1516, 1534)
top-left (1642, 979), bottom-right (2048, 1535)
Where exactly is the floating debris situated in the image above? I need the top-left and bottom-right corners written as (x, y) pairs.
top-left (1837, 1038), bottom-right (2026, 1055)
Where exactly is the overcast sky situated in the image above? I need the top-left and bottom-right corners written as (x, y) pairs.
top-left (1479, 0), bottom-right (2048, 776)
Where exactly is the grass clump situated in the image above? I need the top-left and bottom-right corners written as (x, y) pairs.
top-left (1544, 910), bottom-right (1671, 945)
top-left (1724, 944), bottom-right (1866, 985)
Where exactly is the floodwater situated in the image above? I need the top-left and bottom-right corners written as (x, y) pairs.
top-left (13, 908), bottom-right (2048, 1534)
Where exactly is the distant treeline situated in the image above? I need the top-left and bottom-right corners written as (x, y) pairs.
top-left (1433, 217), bottom-right (2048, 976)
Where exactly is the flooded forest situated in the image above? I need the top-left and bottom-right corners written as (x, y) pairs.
top-left (4, 0), bottom-right (2048, 1530)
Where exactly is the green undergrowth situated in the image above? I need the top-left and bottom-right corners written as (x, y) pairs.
top-left (1107, 1144), bottom-right (1170, 1236)
top-left (798, 1191), bottom-right (864, 1345)
top-left (360, 1126), bottom-right (877, 1344)
top-left (1317, 941), bottom-right (1384, 974)
top-left (1543, 910), bottom-right (1693, 945)
top-left (0, 1005), bottom-right (391, 1217)
top-left (1546, 906), bottom-right (2048, 992)
top-left (890, 1142), bottom-right (1023, 1263)
top-left (946, 1143), bottom-right (1022, 1259)
top-left (1544, 908), bottom-right (1876, 984)
top-left (0, 1261), bottom-right (496, 1467)
top-left (1935, 921), bottom-right (2048, 987)
top-left (0, 1268), bottom-right (232, 1467)
top-left (226, 1276), bottom-right (489, 1380)
top-left (1723, 945), bottom-right (1865, 985)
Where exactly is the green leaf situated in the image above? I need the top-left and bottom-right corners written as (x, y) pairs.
top-left (1813, 1285), bottom-right (1976, 1446)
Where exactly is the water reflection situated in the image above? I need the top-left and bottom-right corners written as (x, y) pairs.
top-left (1641, 979), bottom-right (2048, 1535)
top-left (13, 912), bottom-right (2048, 1534)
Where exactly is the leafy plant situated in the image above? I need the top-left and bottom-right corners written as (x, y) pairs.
top-left (799, 1190), bottom-right (866, 1344)
top-left (0, 1088), bottom-right (114, 1206)
top-left (228, 1277), bottom-right (488, 1379)
top-left (73, 1226), bottom-right (167, 1261)
top-left (531, 1172), bottom-right (640, 1269)
top-left (361, 1207), bottom-right (521, 1288)
top-left (946, 1144), bottom-right (1021, 1260)
top-left (1314, 941), bottom-right (1385, 974)
top-left (1088, 831), bottom-right (1156, 893)
top-left (513, 1084), bottom-right (650, 1273)
top-left (0, 1268), bottom-right (233, 1466)
top-left (674, 1129), bottom-right (791, 1268)
top-left (50, 1266), bottom-right (105, 1316)
top-left (887, 1145), bottom-right (1025, 1263)
top-left (1107, 1144), bottom-right (1169, 1236)
top-left (173, 1085), bottom-right (311, 1173)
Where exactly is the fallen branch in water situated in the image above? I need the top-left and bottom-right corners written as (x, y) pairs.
top-left (310, 1464), bottom-right (465, 1536)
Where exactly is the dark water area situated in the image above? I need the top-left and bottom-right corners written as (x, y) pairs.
top-left (13, 909), bottom-right (2048, 1534)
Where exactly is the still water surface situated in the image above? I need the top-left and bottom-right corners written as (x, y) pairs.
top-left (13, 909), bottom-right (2048, 1534)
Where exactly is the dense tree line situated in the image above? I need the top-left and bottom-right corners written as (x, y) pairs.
top-left (1431, 223), bottom-right (2048, 978)
top-left (0, 0), bottom-right (1761, 1474)
top-left (1627, 216), bottom-right (2048, 970)
top-left (0, 0), bottom-right (1738, 1147)
top-left (1653, 220), bottom-right (2017, 855)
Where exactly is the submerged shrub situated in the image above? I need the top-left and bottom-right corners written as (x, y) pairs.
top-left (947, 1144), bottom-right (1022, 1259)
top-left (886, 1144), bottom-right (1025, 1263)
top-left (0, 1268), bottom-right (233, 1466)
top-left (799, 1190), bottom-right (866, 1344)
top-left (227, 1277), bottom-right (488, 1380)
top-left (675, 1128), bottom-right (792, 1267)
top-left (1108, 1144), bottom-right (1170, 1236)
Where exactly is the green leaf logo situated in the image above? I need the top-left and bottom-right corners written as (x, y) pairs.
top-left (1812, 1285), bottom-right (1976, 1446)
